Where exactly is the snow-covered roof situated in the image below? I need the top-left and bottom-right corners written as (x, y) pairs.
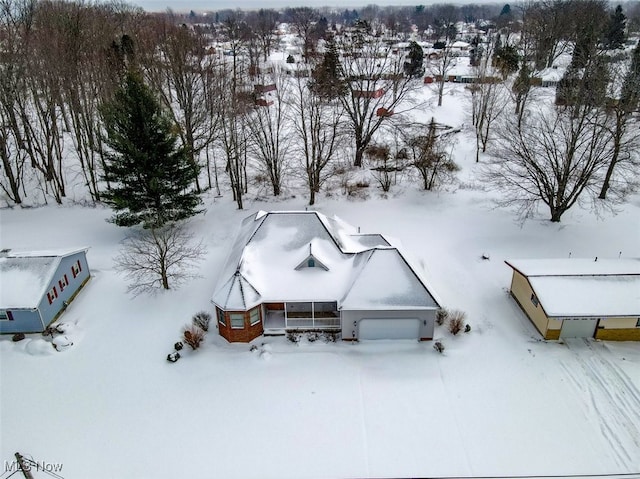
top-left (0, 248), bottom-right (88, 309)
top-left (505, 258), bottom-right (640, 318)
top-left (534, 67), bottom-right (565, 82)
top-left (341, 249), bottom-right (438, 310)
top-left (212, 211), bottom-right (439, 311)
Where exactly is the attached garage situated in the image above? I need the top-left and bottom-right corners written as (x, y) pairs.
top-left (358, 318), bottom-right (421, 340)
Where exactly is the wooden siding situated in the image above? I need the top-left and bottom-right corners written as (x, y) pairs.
top-left (509, 271), bottom-right (551, 337)
top-left (595, 328), bottom-right (640, 341)
top-left (37, 251), bottom-right (90, 329)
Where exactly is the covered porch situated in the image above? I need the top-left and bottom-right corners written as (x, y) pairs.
top-left (263, 301), bottom-right (340, 332)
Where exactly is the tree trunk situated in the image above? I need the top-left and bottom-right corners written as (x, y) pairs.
top-left (354, 146), bottom-right (365, 167)
top-left (550, 208), bottom-right (563, 222)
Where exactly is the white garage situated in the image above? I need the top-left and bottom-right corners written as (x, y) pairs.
top-left (358, 318), bottom-right (421, 340)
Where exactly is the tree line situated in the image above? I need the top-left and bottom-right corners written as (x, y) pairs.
top-left (1, 0), bottom-right (639, 225)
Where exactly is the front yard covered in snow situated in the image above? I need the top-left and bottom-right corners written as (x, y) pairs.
top-left (1, 181), bottom-right (639, 478)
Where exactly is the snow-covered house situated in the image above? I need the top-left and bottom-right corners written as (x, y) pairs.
top-left (505, 259), bottom-right (640, 341)
top-left (211, 211), bottom-right (440, 343)
top-left (0, 248), bottom-right (90, 334)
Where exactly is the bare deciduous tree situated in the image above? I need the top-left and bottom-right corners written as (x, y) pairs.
top-left (404, 119), bottom-right (458, 191)
top-left (338, 32), bottom-right (420, 167)
top-left (484, 107), bottom-right (614, 222)
top-left (114, 223), bottom-right (206, 295)
top-left (246, 71), bottom-right (292, 196)
top-left (467, 45), bottom-right (510, 162)
top-left (291, 76), bottom-right (345, 205)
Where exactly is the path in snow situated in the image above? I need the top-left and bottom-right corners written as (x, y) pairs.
top-left (560, 339), bottom-right (640, 470)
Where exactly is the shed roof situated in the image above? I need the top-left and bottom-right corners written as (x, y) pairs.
top-left (505, 258), bottom-right (640, 318)
top-left (0, 248), bottom-right (88, 309)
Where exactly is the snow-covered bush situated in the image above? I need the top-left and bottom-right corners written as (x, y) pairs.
top-left (183, 325), bottom-right (206, 350)
top-left (192, 311), bottom-right (211, 332)
top-left (174, 341), bottom-right (183, 351)
top-left (465, 324), bottom-right (471, 333)
top-left (433, 341), bottom-right (445, 353)
top-left (286, 331), bottom-right (301, 343)
top-left (167, 352), bottom-right (180, 362)
top-left (448, 310), bottom-right (467, 335)
top-left (436, 308), bottom-right (449, 326)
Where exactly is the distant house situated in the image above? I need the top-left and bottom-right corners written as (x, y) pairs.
top-left (532, 66), bottom-right (564, 88)
top-left (0, 248), bottom-right (90, 334)
top-left (211, 211), bottom-right (440, 343)
top-left (505, 258), bottom-right (640, 340)
top-left (352, 88), bottom-right (385, 99)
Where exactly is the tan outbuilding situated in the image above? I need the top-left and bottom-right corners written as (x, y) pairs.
top-left (505, 258), bottom-right (640, 341)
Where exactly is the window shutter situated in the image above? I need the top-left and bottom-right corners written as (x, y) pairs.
top-left (7, 311), bottom-right (14, 320)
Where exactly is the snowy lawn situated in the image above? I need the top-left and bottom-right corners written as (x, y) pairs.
top-left (1, 181), bottom-right (639, 478)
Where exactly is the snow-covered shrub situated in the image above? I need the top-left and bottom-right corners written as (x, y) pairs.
top-left (322, 331), bottom-right (339, 342)
top-left (448, 310), bottom-right (467, 335)
top-left (192, 311), bottom-right (211, 332)
top-left (433, 341), bottom-right (445, 353)
top-left (465, 324), bottom-right (471, 333)
top-left (174, 341), bottom-right (183, 351)
top-left (436, 308), bottom-right (449, 326)
top-left (250, 345), bottom-right (259, 352)
top-left (167, 352), bottom-right (180, 362)
top-left (12, 333), bottom-right (25, 342)
top-left (306, 331), bottom-right (320, 342)
top-left (183, 325), bottom-right (205, 350)
top-left (286, 331), bottom-right (301, 343)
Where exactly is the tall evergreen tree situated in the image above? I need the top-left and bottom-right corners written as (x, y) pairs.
top-left (100, 71), bottom-right (202, 229)
top-left (404, 41), bottom-right (425, 78)
top-left (604, 5), bottom-right (627, 50)
top-left (310, 37), bottom-right (347, 100)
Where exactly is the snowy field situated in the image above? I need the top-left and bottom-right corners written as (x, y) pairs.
top-left (1, 84), bottom-right (640, 478)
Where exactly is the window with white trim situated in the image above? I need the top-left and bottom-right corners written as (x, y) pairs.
top-left (71, 260), bottom-right (82, 278)
top-left (230, 313), bottom-right (244, 329)
top-left (59, 274), bottom-right (69, 292)
top-left (0, 310), bottom-right (13, 321)
top-left (47, 286), bottom-right (58, 305)
top-left (217, 308), bottom-right (226, 326)
top-left (249, 307), bottom-right (260, 326)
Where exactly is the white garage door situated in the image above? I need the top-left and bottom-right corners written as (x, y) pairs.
top-left (560, 318), bottom-right (598, 339)
top-left (358, 318), bottom-right (420, 340)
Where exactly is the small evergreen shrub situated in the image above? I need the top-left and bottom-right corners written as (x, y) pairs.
top-left (448, 310), bottom-right (467, 335)
top-left (192, 311), bottom-right (211, 332)
top-left (167, 352), bottom-right (180, 362)
top-left (433, 341), bottom-right (445, 353)
top-left (174, 341), bottom-right (183, 351)
top-left (183, 325), bottom-right (206, 350)
top-left (436, 308), bottom-right (449, 326)
top-left (464, 324), bottom-right (471, 333)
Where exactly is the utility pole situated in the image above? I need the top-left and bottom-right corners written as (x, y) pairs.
top-left (14, 453), bottom-right (35, 479)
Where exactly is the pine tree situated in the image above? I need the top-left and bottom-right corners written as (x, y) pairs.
top-left (100, 71), bottom-right (202, 229)
top-left (310, 37), bottom-right (347, 100)
top-left (605, 5), bottom-right (626, 50)
top-left (404, 41), bottom-right (425, 78)
top-left (620, 41), bottom-right (640, 113)
top-left (493, 44), bottom-right (520, 78)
